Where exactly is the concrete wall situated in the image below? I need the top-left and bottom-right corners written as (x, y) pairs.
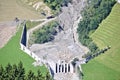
top-left (20, 43), bottom-right (42, 62)
top-left (20, 25), bottom-right (46, 63)
top-left (20, 24), bottom-right (56, 76)
top-left (21, 24), bottom-right (27, 46)
top-left (20, 24), bottom-right (76, 79)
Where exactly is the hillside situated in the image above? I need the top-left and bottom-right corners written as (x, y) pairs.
top-left (0, 0), bottom-right (43, 22)
top-left (82, 3), bottom-right (120, 80)
top-left (0, 27), bottom-right (47, 75)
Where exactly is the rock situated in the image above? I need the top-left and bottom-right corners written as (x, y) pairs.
top-left (57, 0), bottom-right (86, 30)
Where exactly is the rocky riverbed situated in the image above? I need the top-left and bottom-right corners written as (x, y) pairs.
top-left (29, 0), bottom-right (88, 80)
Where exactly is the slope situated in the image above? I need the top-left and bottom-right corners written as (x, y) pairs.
top-left (82, 3), bottom-right (120, 80)
top-left (0, 27), bottom-right (47, 75)
top-left (0, 0), bottom-right (42, 22)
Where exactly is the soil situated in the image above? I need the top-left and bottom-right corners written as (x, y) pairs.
top-left (0, 21), bottom-right (17, 48)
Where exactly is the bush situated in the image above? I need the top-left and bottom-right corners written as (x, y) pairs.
top-left (33, 21), bottom-right (59, 44)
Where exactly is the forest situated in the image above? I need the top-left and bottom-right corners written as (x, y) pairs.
top-left (77, 0), bottom-right (116, 56)
top-left (0, 62), bottom-right (51, 80)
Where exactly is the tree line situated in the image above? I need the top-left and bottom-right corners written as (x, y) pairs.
top-left (0, 62), bottom-right (51, 80)
top-left (43, 0), bottom-right (72, 14)
top-left (77, 0), bottom-right (116, 57)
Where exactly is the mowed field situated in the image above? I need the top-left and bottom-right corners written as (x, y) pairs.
top-left (0, 27), bottom-right (47, 75)
top-left (0, 0), bottom-right (43, 22)
top-left (82, 3), bottom-right (120, 80)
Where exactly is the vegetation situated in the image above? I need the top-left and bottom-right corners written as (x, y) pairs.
top-left (77, 0), bottom-right (116, 56)
top-left (0, 62), bottom-right (51, 80)
top-left (82, 60), bottom-right (120, 80)
top-left (26, 20), bottom-right (43, 29)
top-left (82, 3), bottom-right (120, 80)
top-left (0, 26), bottom-right (47, 75)
top-left (43, 0), bottom-right (71, 14)
top-left (32, 21), bottom-right (59, 44)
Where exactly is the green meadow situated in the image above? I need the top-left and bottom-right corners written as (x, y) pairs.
top-left (82, 3), bottom-right (120, 80)
top-left (0, 26), bottom-right (47, 75)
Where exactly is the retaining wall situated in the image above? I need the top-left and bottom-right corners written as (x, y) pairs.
top-left (20, 24), bottom-right (46, 63)
top-left (21, 24), bottom-right (27, 46)
top-left (19, 23), bottom-right (77, 79)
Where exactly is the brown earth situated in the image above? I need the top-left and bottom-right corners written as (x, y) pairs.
top-left (0, 22), bottom-right (16, 48)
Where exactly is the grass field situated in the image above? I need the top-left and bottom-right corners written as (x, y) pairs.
top-left (82, 3), bottom-right (120, 80)
top-left (0, 26), bottom-right (47, 75)
top-left (0, 0), bottom-right (43, 22)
